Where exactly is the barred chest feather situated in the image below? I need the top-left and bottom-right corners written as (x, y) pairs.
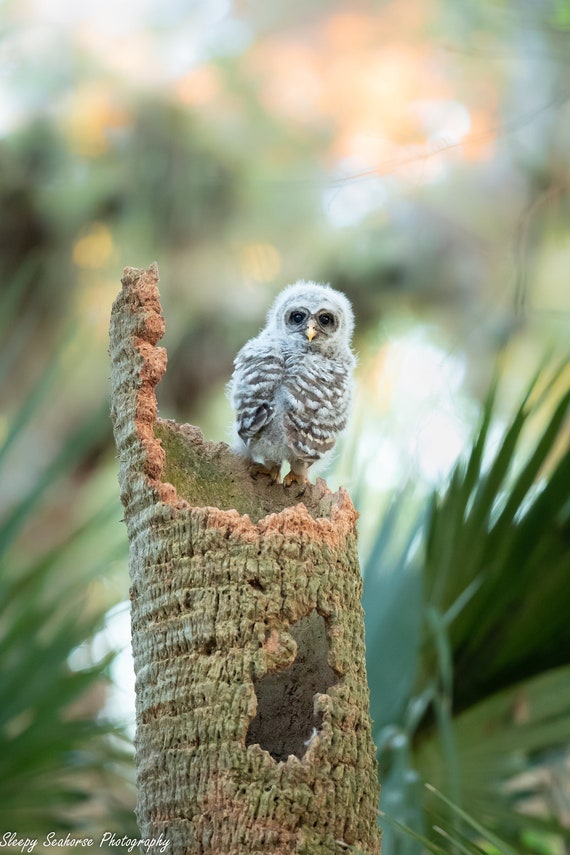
top-left (228, 280), bottom-right (356, 485)
top-left (281, 350), bottom-right (351, 461)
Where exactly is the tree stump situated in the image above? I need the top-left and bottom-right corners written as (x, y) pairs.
top-left (109, 263), bottom-right (381, 855)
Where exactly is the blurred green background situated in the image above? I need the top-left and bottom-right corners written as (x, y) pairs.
top-left (1, 0), bottom-right (569, 851)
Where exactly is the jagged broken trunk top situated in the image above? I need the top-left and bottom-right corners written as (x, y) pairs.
top-left (109, 263), bottom-right (381, 855)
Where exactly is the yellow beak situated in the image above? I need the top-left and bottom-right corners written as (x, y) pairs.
top-left (306, 321), bottom-right (317, 342)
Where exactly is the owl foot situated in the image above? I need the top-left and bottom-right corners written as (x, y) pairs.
top-left (249, 463), bottom-right (282, 484)
top-left (283, 470), bottom-right (307, 489)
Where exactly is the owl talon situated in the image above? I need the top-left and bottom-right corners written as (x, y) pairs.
top-left (249, 463), bottom-right (282, 484)
top-left (283, 470), bottom-right (307, 488)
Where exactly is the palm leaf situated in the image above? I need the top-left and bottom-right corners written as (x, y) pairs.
top-left (415, 364), bottom-right (570, 849)
top-left (0, 300), bottom-right (135, 832)
top-left (362, 491), bottom-right (425, 737)
top-left (381, 782), bottom-right (523, 855)
top-left (357, 359), bottom-right (570, 853)
top-left (421, 362), bottom-right (570, 710)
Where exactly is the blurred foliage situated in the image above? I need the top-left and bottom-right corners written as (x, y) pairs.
top-left (1, 0), bottom-right (569, 846)
top-left (361, 362), bottom-right (570, 854)
top-left (0, 276), bottom-right (136, 836)
top-left (1, 0), bottom-right (570, 421)
top-left (0, 502), bottom-right (136, 834)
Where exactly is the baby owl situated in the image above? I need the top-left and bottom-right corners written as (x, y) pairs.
top-left (227, 281), bottom-right (356, 487)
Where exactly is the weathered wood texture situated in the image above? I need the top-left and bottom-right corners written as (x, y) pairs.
top-left (109, 263), bottom-right (381, 855)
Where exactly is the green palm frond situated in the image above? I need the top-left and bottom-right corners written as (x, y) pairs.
top-left (422, 361), bottom-right (570, 710)
top-left (380, 783), bottom-right (524, 855)
top-left (418, 666), bottom-right (570, 851)
top-left (362, 491), bottom-right (426, 737)
top-left (359, 359), bottom-right (570, 852)
top-left (0, 285), bottom-right (135, 832)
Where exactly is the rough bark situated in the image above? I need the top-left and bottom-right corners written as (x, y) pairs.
top-left (109, 263), bottom-right (381, 855)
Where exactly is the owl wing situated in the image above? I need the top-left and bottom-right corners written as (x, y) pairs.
top-left (283, 357), bottom-right (352, 461)
top-left (230, 339), bottom-right (284, 444)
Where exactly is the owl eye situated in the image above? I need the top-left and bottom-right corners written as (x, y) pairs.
top-left (289, 310), bottom-right (306, 325)
top-left (318, 312), bottom-right (335, 328)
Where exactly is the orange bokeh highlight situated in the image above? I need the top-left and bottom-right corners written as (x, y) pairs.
top-left (61, 83), bottom-right (130, 157)
top-left (175, 66), bottom-right (222, 107)
top-left (243, 2), bottom-right (498, 173)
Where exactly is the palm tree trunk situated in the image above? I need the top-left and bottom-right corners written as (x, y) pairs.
top-left (109, 263), bottom-right (381, 855)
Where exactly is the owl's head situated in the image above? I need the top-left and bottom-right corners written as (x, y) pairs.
top-left (268, 281), bottom-right (354, 353)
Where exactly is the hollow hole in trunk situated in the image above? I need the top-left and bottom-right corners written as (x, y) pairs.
top-left (246, 610), bottom-right (336, 762)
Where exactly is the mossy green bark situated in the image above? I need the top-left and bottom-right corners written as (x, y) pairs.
top-left (154, 420), bottom-right (336, 524)
top-left (109, 263), bottom-right (381, 855)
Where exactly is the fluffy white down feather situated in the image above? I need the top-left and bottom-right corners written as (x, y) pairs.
top-left (227, 281), bottom-right (356, 485)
